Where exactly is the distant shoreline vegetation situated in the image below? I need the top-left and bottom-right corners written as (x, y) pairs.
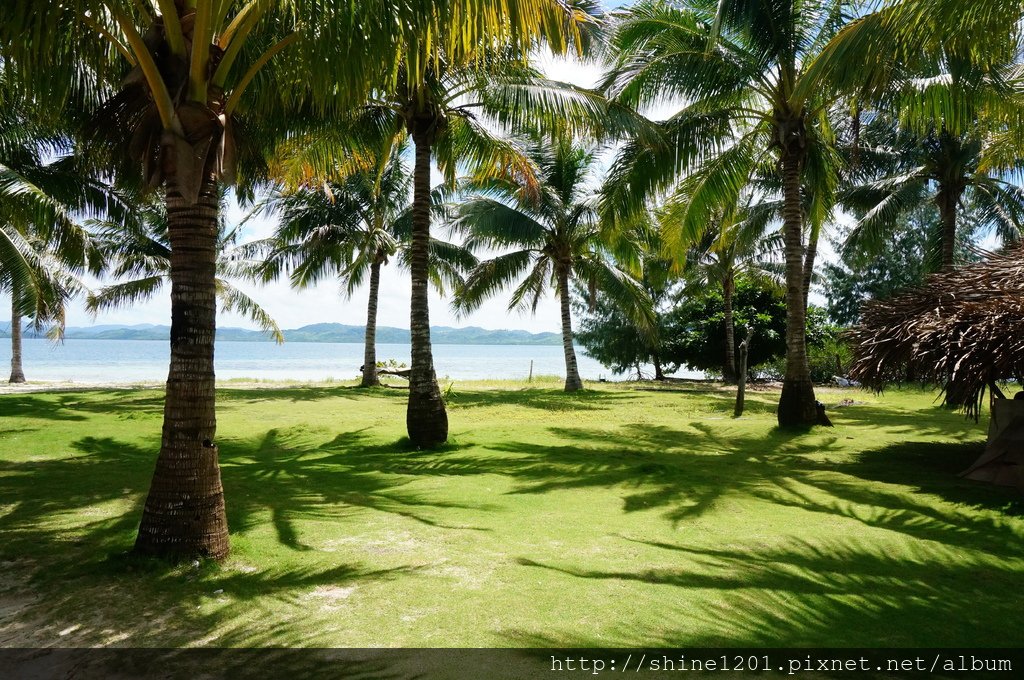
top-left (0, 322), bottom-right (564, 346)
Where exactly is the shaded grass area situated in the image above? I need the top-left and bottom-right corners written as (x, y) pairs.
top-left (0, 382), bottom-right (1021, 648)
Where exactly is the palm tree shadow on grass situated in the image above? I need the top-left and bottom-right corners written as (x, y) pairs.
top-left (0, 391), bottom-right (168, 423)
top-left (219, 427), bottom-right (497, 548)
top-left (0, 395), bottom-right (93, 421)
top-left (410, 421), bottom-right (846, 522)
top-left (488, 423), bottom-right (1023, 649)
top-left (0, 422), bottom-right (493, 565)
top-left (505, 534), bottom-right (1024, 649)
top-left (698, 388), bottom-right (988, 438)
top-left (496, 422), bottom-right (1019, 549)
top-left (2, 388), bottom-right (1018, 648)
top-left (0, 427), bottom-right (477, 646)
top-left (65, 430), bottom-right (496, 555)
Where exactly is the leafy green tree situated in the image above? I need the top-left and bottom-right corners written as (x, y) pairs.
top-left (574, 291), bottom-right (675, 380)
top-left (601, 0), bottom-right (851, 426)
top-left (253, 141), bottom-right (475, 387)
top-left (660, 192), bottom-right (782, 383)
top-left (574, 228), bottom-right (679, 380)
top-left (761, 308), bottom-right (851, 383)
top-left (664, 276), bottom-right (788, 377)
top-left (454, 136), bottom-right (654, 392)
top-left (87, 202), bottom-right (282, 342)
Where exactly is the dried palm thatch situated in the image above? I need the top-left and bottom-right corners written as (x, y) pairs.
top-left (847, 244), bottom-right (1024, 420)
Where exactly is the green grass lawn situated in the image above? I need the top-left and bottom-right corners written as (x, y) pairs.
top-left (1, 381), bottom-right (1021, 648)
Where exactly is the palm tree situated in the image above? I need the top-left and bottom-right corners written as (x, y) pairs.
top-left (453, 136), bottom-right (654, 392)
top-left (5, 235), bottom-right (92, 384)
top-left (349, 31), bottom-right (634, 441)
top-left (4, 0), bottom-right (590, 557)
top-left (827, 35), bottom-right (1024, 268)
top-left (663, 197), bottom-right (782, 383)
top-left (253, 142), bottom-right (475, 387)
top-left (841, 118), bottom-right (1024, 269)
top-left (87, 202), bottom-right (283, 342)
top-left (1, 79), bottom-right (118, 383)
top-left (6, 0), bottom-right (343, 561)
top-left (601, 0), bottom-right (850, 427)
top-left (810, 0), bottom-right (1024, 269)
top-left (808, 0), bottom-right (1021, 110)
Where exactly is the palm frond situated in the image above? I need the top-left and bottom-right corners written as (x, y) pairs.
top-left (215, 279), bottom-right (284, 344)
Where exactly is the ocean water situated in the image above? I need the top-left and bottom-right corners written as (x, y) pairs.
top-left (1, 338), bottom-right (666, 384)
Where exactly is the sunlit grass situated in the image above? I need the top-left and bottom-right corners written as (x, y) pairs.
top-left (0, 382), bottom-right (1021, 648)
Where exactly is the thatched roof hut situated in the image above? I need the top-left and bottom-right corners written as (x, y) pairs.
top-left (847, 244), bottom-right (1024, 421)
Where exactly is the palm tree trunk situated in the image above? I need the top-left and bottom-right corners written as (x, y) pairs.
top-left (777, 151), bottom-right (819, 428)
top-left (361, 255), bottom-right (383, 387)
top-left (937, 188), bottom-right (959, 268)
top-left (557, 264), bottom-right (583, 392)
top-left (8, 293), bottom-right (25, 384)
top-left (406, 128), bottom-right (448, 447)
top-left (936, 183), bottom-right (965, 400)
top-left (134, 177), bottom-right (229, 561)
top-left (722, 272), bottom-right (737, 384)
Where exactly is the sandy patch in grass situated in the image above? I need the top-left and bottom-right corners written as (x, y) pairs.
top-left (319, 531), bottom-right (425, 555)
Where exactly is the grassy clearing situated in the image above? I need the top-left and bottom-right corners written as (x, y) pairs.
top-left (0, 381), bottom-right (1021, 648)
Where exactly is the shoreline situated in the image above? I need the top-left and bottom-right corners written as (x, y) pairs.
top-left (0, 376), bottom-right (577, 395)
top-left (0, 375), bottom-right (787, 396)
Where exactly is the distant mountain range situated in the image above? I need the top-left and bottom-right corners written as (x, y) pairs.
top-left (0, 322), bottom-right (563, 346)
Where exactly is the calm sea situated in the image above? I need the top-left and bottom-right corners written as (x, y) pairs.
top-left (1, 338), bottom-right (686, 383)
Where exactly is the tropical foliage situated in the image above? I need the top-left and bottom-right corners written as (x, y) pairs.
top-left (840, 114), bottom-right (1024, 268)
top-left (0, 75), bottom-right (126, 383)
top-left (601, 0), bottom-right (850, 426)
top-left (253, 141), bottom-right (475, 387)
top-left (87, 201), bottom-right (283, 342)
top-left (453, 135), bottom-right (654, 392)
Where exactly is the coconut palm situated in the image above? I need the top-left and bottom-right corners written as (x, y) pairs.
top-left (4, 236), bottom-right (89, 384)
top-left (87, 202), bottom-right (283, 342)
top-left (453, 136), bottom-right (654, 392)
top-left (253, 142), bottom-right (476, 387)
top-left (807, 0), bottom-right (1021, 114)
top-left (352, 55), bottom-right (640, 440)
top-left (601, 0), bottom-right (852, 427)
top-left (234, 0), bottom-right (612, 446)
top-left (825, 36), bottom-right (1024, 268)
top-left (1, 79), bottom-right (120, 383)
top-left (841, 116), bottom-right (1024, 269)
top-left (3, 0), bottom-right (592, 558)
top-left (663, 196), bottom-right (783, 383)
top-left (811, 0), bottom-right (1024, 268)
top-left (5, 0), bottom-right (349, 561)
